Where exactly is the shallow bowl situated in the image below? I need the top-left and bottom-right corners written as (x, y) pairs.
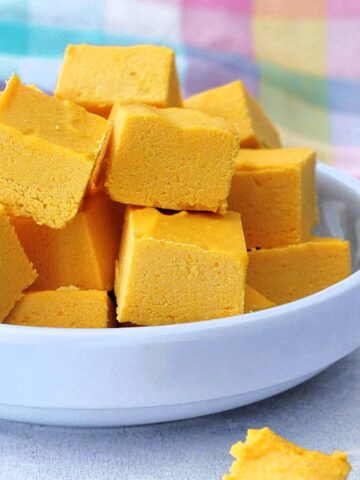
top-left (1, 163), bottom-right (360, 427)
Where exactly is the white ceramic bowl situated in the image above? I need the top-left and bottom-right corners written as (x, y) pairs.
top-left (1, 163), bottom-right (360, 427)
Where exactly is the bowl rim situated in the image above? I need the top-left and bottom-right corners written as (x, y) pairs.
top-left (2, 162), bottom-right (360, 339)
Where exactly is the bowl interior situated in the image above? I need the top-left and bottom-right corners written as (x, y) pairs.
top-left (315, 163), bottom-right (360, 272)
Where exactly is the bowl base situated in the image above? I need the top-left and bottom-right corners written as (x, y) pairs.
top-left (0, 367), bottom-right (325, 427)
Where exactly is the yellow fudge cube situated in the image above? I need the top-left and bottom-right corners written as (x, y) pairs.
top-left (223, 427), bottom-right (351, 480)
top-left (184, 80), bottom-right (281, 148)
top-left (11, 192), bottom-right (123, 291)
top-left (244, 285), bottom-right (275, 313)
top-left (115, 207), bottom-right (248, 325)
top-left (0, 205), bottom-right (37, 322)
top-left (0, 75), bottom-right (110, 228)
top-left (105, 103), bottom-right (238, 214)
top-left (247, 238), bottom-right (351, 305)
top-left (227, 149), bottom-right (318, 248)
top-left (4, 289), bottom-right (116, 328)
top-left (55, 44), bottom-right (183, 117)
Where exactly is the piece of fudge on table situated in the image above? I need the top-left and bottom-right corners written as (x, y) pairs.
top-left (223, 427), bottom-right (351, 480)
top-left (55, 44), bottom-right (183, 117)
top-left (184, 80), bottom-right (281, 149)
top-left (115, 206), bottom-right (248, 326)
top-left (0, 205), bottom-right (37, 322)
top-left (105, 103), bottom-right (239, 214)
top-left (0, 75), bottom-right (110, 228)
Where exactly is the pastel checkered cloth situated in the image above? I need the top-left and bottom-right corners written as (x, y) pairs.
top-left (0, 0), bottom-right (359, 175)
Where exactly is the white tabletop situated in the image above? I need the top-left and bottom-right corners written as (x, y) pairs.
top-left (0, 348), bottom-right (359, 480)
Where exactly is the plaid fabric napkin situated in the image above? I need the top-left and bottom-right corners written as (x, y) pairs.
top-left (0, 0), bottom-right (359, 175)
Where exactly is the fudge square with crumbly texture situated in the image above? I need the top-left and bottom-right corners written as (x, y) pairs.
top-left (4, 289), bottom-right (116, 328)
top-left (247, 237), bottom-right (351, 305)
top-left (0, 75), bottom-right (110, 228)
top-left (105, 103), bottom-right (239, 214)
top-left (115, 206), bottom-right (248, 326)
top-left (0, 204), bottom-right (37, 322)
top-left (184, 80), bottom-right (281, 149)
top-left (55, 44), bottom-right (183, 117)
top-left (227, 149), bottom-right (318, 249)
top-left (11, 191), bottom-right (124, 292)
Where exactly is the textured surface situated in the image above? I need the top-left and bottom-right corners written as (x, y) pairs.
top-left (0, 205), bottom-right (37, 321)
top-left (11, 192), bottom-right (123, 291)
top-left (0, 348), bottom-right (358, 480)
top-left (228, 148), bottom-right (317, 248)
top-left (106, 103), bottom-right (238, 213)
top-left (184, 81), bottom-right (281, 148)
top-left (116, 208), bottom-right (247, 325)
top-left (4, 290), bottom-right (116, 328)
top-left (224, 427), bottom-right (351, 480)
top-left (55, 44), bottom-right (182, 115)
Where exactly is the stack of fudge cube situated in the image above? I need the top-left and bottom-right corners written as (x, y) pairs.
top-left (0, 44), bottom-right (351, 328)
